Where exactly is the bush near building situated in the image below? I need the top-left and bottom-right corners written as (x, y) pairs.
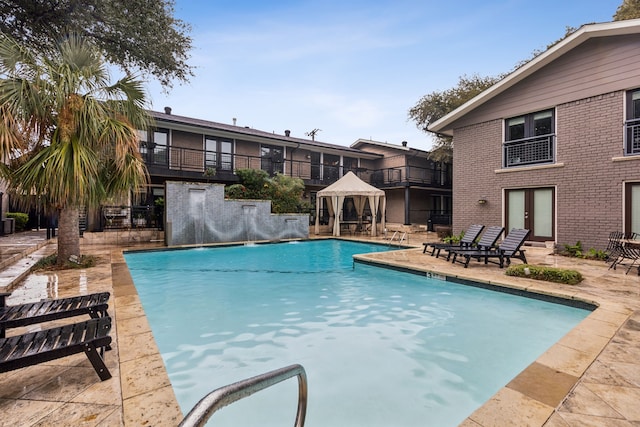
top-left (6, 212), bottom-right (29, 231)
top-left (225, 169), bottom-right (305, 214)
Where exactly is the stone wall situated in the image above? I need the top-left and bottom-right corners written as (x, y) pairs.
top-left (165, 181), bottom-right (309, 246)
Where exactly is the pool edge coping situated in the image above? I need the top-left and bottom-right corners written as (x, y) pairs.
top-left (115, 242), bottom-right (633, 427)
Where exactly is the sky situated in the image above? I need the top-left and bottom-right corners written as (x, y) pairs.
top-left (145, 0), bottom-right (622, 151)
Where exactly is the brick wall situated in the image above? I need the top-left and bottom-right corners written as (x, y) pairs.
top-left (453, 90), bottom-right (640, 250)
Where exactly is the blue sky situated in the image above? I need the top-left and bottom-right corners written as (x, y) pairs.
top-left (145, 0), bottom-right (621, 151)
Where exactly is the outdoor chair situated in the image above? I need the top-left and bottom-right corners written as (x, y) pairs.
top-left (423, 224), bottom-right (484, 257)
top-left (0, 317), bottom-right (113, 381)
top-left (608, 232), bottom-right (640, 275)
top-left (606, 231), bottom-right (625, 269)
top-left (442, 225), bottom-right (505, 261)
top-left (450, 228), bottom-right (530, 268)
top-left (0, 292), bottom-right (110, 339)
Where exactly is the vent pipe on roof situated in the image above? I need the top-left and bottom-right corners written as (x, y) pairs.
top-left (402, 141), bottom-right (407, 147)
top-left (164, 106), bottom-right (172, 114)
top-left (285, 130), bottom-right (291, 137)
top-left (233, 117), bottom-right (237, 126)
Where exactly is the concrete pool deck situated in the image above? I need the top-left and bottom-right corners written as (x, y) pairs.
top-left (0, 232), bottom-right (639, 426)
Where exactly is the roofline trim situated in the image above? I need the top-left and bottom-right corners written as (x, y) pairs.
top-left (148, 111), bottom-right (382, 158)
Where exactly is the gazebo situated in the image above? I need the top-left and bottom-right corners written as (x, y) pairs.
top-left (314, 171), bottom-right (386, 237)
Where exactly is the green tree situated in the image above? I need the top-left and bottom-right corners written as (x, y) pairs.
top-left (0, 0), bottom-right (192, 88)
top-left (614, 0), bottom-right (640, 20)
top-left (0, 34), bottom-right (150, 265)
top-left (225, 169), bottom-right (305, 214)
top-left (408, 74), bottom-right (501, 161)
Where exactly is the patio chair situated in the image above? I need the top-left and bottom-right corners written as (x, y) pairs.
top-left (0, 292), bottom-right (110, 339)
top-left (443, 225), bottom-right (504, 261)
top-left (450, 228), bottom-right (530, 268)
top-left (0, 316), bottom-right (113, 381)
top-left (609, 233), bottom-right (640, 275)
top-left (606, 231), bottom-right (625, 269)
top-left (423, 224), bottom-right (484, 257)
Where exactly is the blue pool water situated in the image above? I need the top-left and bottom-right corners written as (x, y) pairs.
top-left (124, 240), bottom-right (590, 426)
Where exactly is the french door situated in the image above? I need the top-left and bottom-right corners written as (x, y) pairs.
top-left (625, 182), bottom-right (640, 236)
top-left (506, 188), bottom-right (555, 242)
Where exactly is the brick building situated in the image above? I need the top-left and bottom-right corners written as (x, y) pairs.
top-left (428, 19), bottom-right (640, 250)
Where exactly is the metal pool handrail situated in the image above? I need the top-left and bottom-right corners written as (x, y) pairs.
top-left (178, 364), bottom-right (308, 427)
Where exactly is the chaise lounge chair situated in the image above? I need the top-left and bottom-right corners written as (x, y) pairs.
top-left (450, 228), bottom-right (530, 268)
top-left (442, 225), bottom-right (504, 261)
top-left (423, 224), bottom-right (484, 257)
top-left (0, 292), bottom-right (110, 338)
top-left (0, 316), bottom-right (113, 381)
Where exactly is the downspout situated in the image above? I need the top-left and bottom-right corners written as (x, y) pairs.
top-left (404, 186), bottom-right (411, 225)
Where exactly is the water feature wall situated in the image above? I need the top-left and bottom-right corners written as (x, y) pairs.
top-left (165, 181), bottom-right (309, 246)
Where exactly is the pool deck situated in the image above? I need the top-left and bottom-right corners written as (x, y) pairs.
top-left (0, 231), bottom-right (639, 426)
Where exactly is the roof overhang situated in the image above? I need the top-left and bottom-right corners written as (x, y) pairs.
top-left (428, 18), bottom-right (640, 136)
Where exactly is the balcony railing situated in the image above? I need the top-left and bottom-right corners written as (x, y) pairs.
top-left (503, 134), bottom-right (555, 168)
top-left (625, 119), bottom-right (640, 156)
top-left (101, 205), bottom-right (162, 230)
top-left (140, 143), bottom-right (451, 188)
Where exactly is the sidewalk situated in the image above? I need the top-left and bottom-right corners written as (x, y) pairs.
top-left (0, 230), bottom-right (56, 290)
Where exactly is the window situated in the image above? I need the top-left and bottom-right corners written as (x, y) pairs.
top-left (138, 130), bottom-right (148, 154)
top-left (310, 152), bottom-right (321, 180)
top-left (625, 182), bottom-right (640, 235)
top-left (137, 128), bottom-right (168, 165)
top-left (625, 88), bottom-right (640, 156)
top-left (205, 136), bottom-right (233, 171)
top-left (343, 157), bottom-right (359, 174)
top-left (503, 109), bottom-right (555, 167)
top-left (323, 154), bottom-right (340, 182)
top-left (261, 144), bottom-right (284, 175)
top-left (151, 129), bottom-right (168, 165)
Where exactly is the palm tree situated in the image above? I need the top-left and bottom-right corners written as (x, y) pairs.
top-left (0, 33), bottom-right (149, 265)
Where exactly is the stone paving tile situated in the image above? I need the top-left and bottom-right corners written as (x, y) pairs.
top-left (0, 231), bottom-right (639, 426)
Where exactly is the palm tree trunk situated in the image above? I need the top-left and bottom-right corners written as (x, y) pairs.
top-left (57, 206), bottom-right (80, 265)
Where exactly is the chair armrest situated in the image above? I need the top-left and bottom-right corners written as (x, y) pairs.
top-left (0, 293), bottom-right (10, 308)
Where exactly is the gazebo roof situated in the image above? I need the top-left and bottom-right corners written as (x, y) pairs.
top-left (317, 171), bottom-right (384, 197)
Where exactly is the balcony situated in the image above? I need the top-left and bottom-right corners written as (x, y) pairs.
top-left (503, 134), bottom-right (555, 168)
top-left (101, 205), bottom-right (162, 231)
top-left (140, 144), bottom-right (451, 188)
top-left (625, 119), bottom-right (640, 156)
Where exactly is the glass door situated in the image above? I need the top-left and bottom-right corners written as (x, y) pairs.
top-left (625, 182), bottom-right (640, 236)
top-left (506, 188), bottom-right (554, 242)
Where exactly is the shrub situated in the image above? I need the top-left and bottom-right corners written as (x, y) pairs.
top-left (443, 230), bottom-right (464, 244)
top-left (33, 254), bottom-right (97, 270)
top-left (6, 212), bottom-right (29, 231)
top-left (505, 264), bottom-right (583, 285)
top-left (560, 241), bottom-right (608, 260)
top-left (225, 169), bottom-right (305, 213)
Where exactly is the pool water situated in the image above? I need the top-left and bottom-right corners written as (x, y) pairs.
top-left (124, 240), bottom-right (590, 426)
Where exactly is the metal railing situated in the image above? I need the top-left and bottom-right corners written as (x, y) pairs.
top-left (625, 119), bottom-right (640, 156)
top-left (100, 205), bottom-right (163, 230)
top-left (179, 364), bottom-right (308, 427)
top-left (141, 143), bottom-right (451, 187)
top-left (503, 134), bottom-right (555, 167)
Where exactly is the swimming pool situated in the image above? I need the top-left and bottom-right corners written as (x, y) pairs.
top-left (124, 240), bottom-right (591, 426)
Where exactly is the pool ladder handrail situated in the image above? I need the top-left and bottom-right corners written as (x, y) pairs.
top-left (179, 364), bottom-right (308, 427)
top-left (388, 230), bottom-right (407, 246)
